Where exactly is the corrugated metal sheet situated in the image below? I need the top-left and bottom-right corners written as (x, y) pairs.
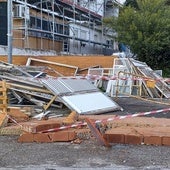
top-left (58, 78), bottom-right (97, 92)
top-left (0, 75), bottom-right (43, 87)
top-left (40, 77), bottom-right (98, 95)
top-left (40, 78), bottom-right (71, 95)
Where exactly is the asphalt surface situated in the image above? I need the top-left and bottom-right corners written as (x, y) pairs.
top-left (0, 97), bottom-right (170, 170)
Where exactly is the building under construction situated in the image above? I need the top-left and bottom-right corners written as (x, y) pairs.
top-left (0, 0), bottom-right (122, 55)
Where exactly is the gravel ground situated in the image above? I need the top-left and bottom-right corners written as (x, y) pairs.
top-left (0, 97), bottom-right (170, 170)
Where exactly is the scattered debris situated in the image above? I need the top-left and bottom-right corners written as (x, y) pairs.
top-left (0, 57), bottom-right (169, 147)
top-left (88, 58), bottom-right (170, 98)
top-left (0, 112), bottom-right (8, 128)
top-left (62, 111), bottom-right (78, 125)
top-left (85, 118), bottom-right (111, 147)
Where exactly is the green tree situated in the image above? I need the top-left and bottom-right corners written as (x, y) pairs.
top-left (104, 0), bottom-right (170, 76)
top-left (124, 0), bottom-right (139, 8)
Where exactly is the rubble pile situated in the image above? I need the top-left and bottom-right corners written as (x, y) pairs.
top-left (0, 58), bottom-right (170, 146)
top-left (88, 58), bottom-right (170, 98)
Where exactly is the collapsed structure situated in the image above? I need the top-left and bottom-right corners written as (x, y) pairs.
top-left (0, 56), bottom-right (170, 146)
top-left (0, 0), bottom-right (169, 147)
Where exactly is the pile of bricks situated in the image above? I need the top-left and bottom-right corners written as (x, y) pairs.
top-left (80, 113), bottom-right (170, 146)
top-left (14, 116), bottom-right (91, 143)
top-left (102, 117), bottom-right (170, 146)
top-left (1, 107), bottom-right (170, 146)
top-left (2, 114), bottom-right (167, 146)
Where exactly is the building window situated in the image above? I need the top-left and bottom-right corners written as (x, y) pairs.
top-left (29, 16), bottom-right (69, 40)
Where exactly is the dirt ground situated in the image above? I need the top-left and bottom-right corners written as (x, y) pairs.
top-left (0, 97), bottom-right (170, 170)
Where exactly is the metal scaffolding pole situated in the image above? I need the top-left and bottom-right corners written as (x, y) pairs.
top-left (7, 0), bottom-right (13, 64)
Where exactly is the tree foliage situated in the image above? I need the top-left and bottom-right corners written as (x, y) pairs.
top-left (104, 0), bottom-right (170, 75)
top-left (124, 0), bottom-right (139, 8)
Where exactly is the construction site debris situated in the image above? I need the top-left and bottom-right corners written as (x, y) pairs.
top-left (62, 111), bottom-right (78, 125)
top-left (18, 129), bottom-right (77, 143)
top-left (85, 118), bottom-right (111, 147)
top-left (8, 107), bottom-right (30, 122)
top-left (88, 58), bottom-right (170, 98)
top-left (0, 124), bottom-right (22, 135)
top-left (0, 113), bottom-right (8, 128)
top-left (0, 57), bottom-right (169, 147)
top-left (26, 57), bottom-right (79, 76)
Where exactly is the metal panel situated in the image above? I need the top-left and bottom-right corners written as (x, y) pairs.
top-left (138, 67), bottom-right (170, 98)
top-left (61, 92), bottom-right (122, 114)
top-left (130, 59), bottom-right (148, 67)
top-left (40, 78), bottom-right (71, 95)
top-left (0, 75), bottom-right (42, 87)
top-left (58, 77), bottom-right (98, 92)
top-left (40, 77), bottom-right (98, 95)
top-left (41, 77), bottom-right (121, 114)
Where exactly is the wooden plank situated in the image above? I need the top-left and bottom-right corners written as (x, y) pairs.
top-left (7, 83), bottom-right (52, 94)
top-left (0, 81), bottom-right (7, 113)
top-left (0, 96), bottom-right (7, 100)
top-left (0, 113), bottom-right (8, 128)
top-left (26, 57), bottom-right (79, 76)
top-left (26, 57), bottom-right (78, 69)
top-left (43, 95), bottom-right (58, 110)
top-left (0, 104), bottom-right (8, 108)
top-left (0, 88), bottom-right (7, 92)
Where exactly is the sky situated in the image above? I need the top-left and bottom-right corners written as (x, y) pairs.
top-left (118, 0), bottom-right (126, 4)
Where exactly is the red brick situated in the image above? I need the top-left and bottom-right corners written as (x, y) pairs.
top-left (49, 130), bottom-right (76, 142)
top-left (33, 133), bottom-right (52, 143)
top-left (144, 136), bottom-right (162, 146)
top-left (136, 127), bottom-right (170, 146)
top-left (18, 133), bottom-right (34, 143)
top-left (105, 127), bottom-right (133, 144)
top-left (106, 117), bottom-right (170, 128)
top-left (104, 133), bottom-right (125, 144)
top-left (20, 118), bottom-right (63, 133)
top-left (125, 134), bottom-right (143, 145)
top-left (162, 137), bottom-right (170, 146)
top-left (35, 123), bottom-right (61, 133)
top-left (8, 108), bottom-right (29, 122)
top-left (136, 127), bottom-right (170, 137)
top-left (79, 115), bottom-right (117, 122)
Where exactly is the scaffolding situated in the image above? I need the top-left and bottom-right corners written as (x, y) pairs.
top-left (11, 0), bottom-right (117, 55)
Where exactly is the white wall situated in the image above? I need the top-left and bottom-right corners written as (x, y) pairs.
top-left (75, 0), bottom-right (104, 16)
top-left (68, 23), bottom-right (113, 55)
